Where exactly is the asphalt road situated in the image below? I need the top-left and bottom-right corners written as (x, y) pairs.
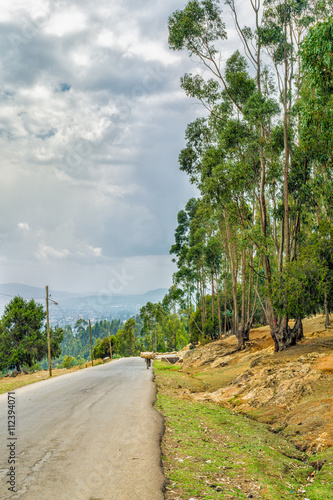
top-left (0, 358), bottom-right (165, 500)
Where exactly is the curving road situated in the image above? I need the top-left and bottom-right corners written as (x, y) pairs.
top-left (0, 358), bottom-right (165, 500)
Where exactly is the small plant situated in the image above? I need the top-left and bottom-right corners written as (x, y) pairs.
top-left (29, 362), bottom-right (41, 373)
top-left (62, 355), bottom-right (76, 369)
top-left (76, 355), bottom-right (86, 366)
top-left (93, 358), bottom-right (103, 366)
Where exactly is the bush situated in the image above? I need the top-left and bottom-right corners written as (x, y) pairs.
top-left (76, 355), bottom-right (86, 366)
top-left (62, 355), bottom-right (76, 369)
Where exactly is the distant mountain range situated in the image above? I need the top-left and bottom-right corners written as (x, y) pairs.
top-left (0, 283), bottom-right (168, 326)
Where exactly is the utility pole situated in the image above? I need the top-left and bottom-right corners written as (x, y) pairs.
top-left (107, 323), bottom-right (112, 360)
top-left (46, 286), bottom-right (52, 377)
top-left (89, 320), bottom-right (94, 366)
top-left (151, 315), bottom-right (154, 353)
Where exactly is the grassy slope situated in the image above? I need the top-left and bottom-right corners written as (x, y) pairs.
top-left (155, 362), bottom-right (333, 500)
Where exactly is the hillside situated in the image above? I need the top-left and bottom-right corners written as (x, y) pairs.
top-left (0, 283), bottom-right (168, 326)
top-left (155, 315), bottom-right (333, 499)
top-left (167, 315), bottom-right (333, 453)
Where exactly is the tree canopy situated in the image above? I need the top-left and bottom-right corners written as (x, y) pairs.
top-left (0, 296), bottom-right (64, 370)
top-left (164, 0), bottom-right (333, 352)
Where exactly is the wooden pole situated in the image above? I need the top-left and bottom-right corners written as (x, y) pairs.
top-left (46, 286), bottom-right (52, 377)
top-left (108, 323), bottom-right (112, 360)
top-left (89, 320), bottom-right (94, 366)
top-left (155, 328), bottom-right (157, 353)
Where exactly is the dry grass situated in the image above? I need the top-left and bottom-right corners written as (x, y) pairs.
top-left (0, 358), bottom-right (106, 395)
top-left (313, 354), bottom-right (333, 373)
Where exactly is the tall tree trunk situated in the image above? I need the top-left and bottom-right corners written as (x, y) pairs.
top-left (214, 269), bottom-right (222, 340)
top-left (224, 255), bottom-right (228, 337)
top-left (293, 318), bottom-right (304, 341)
top-left (200, 273), bottom-right (206, 332)
top-left (224, 211), bottom-right (239, 342)
top-left (278, 218), bottom-right (285, 273)
top-left (247, 248), bottom-right (253, 325)
top-left (272, 317), bottom-right (303, 352)
top-left (258, 128), bottom-right (275, 330)
top-left (211, 274), bottom-right (215, 332)
top-left (324, 292), bottom-right (331, 328)
top-left (272, 3), bottom-right (292, 353)
top-left (283, 0), bottom-right (290, 265)
top-left (241, 248), bottom-right (246, 330)
top-left (187, 285), bottom-right (192, 341)
top-left (238, 248), bottom-right (250, 347)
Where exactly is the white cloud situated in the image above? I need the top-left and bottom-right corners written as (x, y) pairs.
top-left (18, 222), bottom-right (30, 231)
top-left (0, 0), bottom-right (205, 292)
top-left (36, 245), bottom-right (71, 260)
top-left (89, 247), bottom-right (102, 257)
top-left (44, 8), bottom-right (87, 37)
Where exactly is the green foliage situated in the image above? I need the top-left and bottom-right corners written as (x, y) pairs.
top-left (48, 326), bottom-right (65, 360)
top-left (166, 0), bottom-right (333, 353)
top-left (62, 355), bottom-right (76, 369)
top-left (270, 256), bottom-right (327, 319)
top-left (299, 23), bottom-right (333, 182)
top-left (189, 294), bottom-right (231, 343)
top-left (116, 317), bottom-right (140, 357)
top-left (93, 335), bottom-right (117, 359)
top-left (168, 0), bottom-right (226, 54)
top-left (301, 17), bottom-right (333, 93)
top-left (76, 355), bottom-right (86, 366)
top-left (0, 296), bottom-right (63, 371)
top-left (140, 297), bottom-right (190, 353)
top-left (243, 92), bottom-right (280, 124)
top-left (60, 319), bottom-right (122, 361)
top-left (224, 51), bottom-right (256, 106)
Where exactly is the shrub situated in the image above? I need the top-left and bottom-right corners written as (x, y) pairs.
top-left (62, 355), bottom-right (76, 369)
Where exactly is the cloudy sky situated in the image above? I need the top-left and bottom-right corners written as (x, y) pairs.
top-left (0, 0), bottom-right (244, 295)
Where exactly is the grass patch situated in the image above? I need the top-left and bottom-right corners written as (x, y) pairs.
top-left (154, 361), bottom-right (333, 500)
top-left (0, 368), bottom-right (79, 394)
top-left (305, 448), bottom-right (333, 499)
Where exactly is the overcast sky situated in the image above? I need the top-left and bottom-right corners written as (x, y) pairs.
top-left (0, 0), bottom-right (244, 295)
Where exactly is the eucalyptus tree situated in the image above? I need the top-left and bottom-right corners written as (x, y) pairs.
top-left (162, 285), bottom-right (185, 349)
top-left (258, 1), bottom-right (333, 348)
top-left (204, 236), bottom-right (223, 338)
top-left (298, 17), bottom-right (333, 326)
top-left (116, 318), bottom-right (139, 357)
top-left (299, 16), bottom-right (333, 219)
top-left (171, 198), bottom-right (205, 327)
top-left (168, 0), bottom-right (279, 348)
top-left (140, 301), bottom-right (156, 351)
top-left (140, 302), bottom-right (166, 351)
top-left (175, 49), bottom-right (267, 346)
top-left (168, 0), bottom-right (330, 351)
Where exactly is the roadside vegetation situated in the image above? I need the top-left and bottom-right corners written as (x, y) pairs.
top-left (0, 295), bottom-right (190, 381)
top-left (155, 350), bottom-right (333, 499)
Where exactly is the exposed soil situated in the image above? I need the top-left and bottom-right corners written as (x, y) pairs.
top-left (175, 315), bottom-right (333, 453)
